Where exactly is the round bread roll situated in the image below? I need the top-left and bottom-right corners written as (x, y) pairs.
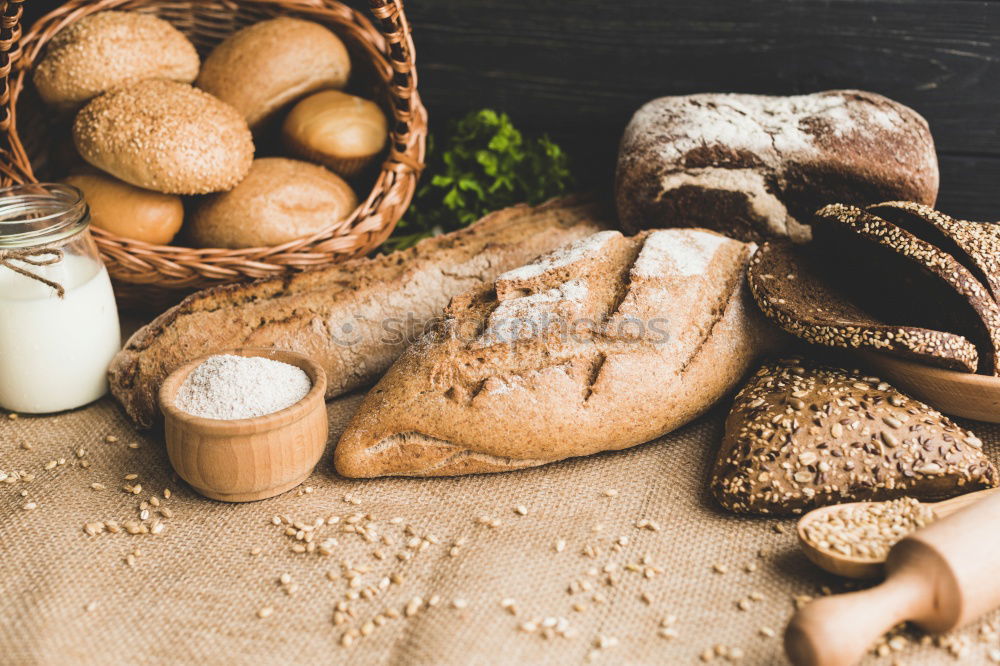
top-left (190, 158), bottom-right (358, 248)
top-left (282, 90), bottom-right (387, 177)
top-left (65, 172), bottom-right (184, 245)
top-left (33, 11), bottom-right (200, 110)
top-left (196, 17), bottom-right (350, 131)
top-left (73, 79), bottom-right (254, 195)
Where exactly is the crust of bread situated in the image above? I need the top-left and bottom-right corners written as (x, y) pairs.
top-left (109, 195), bottom-right (611, 428)
top-left (615, 90), bottom-right (938, 242)
top-left (335, 229), bottom-right (783, 478)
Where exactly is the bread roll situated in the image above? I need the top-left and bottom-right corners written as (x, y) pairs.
top-left (335, 229), bottom-right (782, 478)
top-left (73, 79), bottom-right (254, 195)
top-left (282, 90), bottom-right (387, 177)
top-left (33, 11), bottom-right (199, 110)
top-left (616, 90), bottom-right (939, 242)
top-left (189, 158), bottom-right (357, 248)
top-left (65, 172), bottom-right (183, 245)
top-left (196, 17), bottom-right (350, 131)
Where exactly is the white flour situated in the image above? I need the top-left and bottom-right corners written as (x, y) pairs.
top-left (499, 231), bottom-right (620, 281)
top-left (175, 354), bottom-right (312, 420)
top-left (633, 229), bottom-right (731, 278)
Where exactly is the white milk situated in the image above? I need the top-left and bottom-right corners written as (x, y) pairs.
top-left (0, 253), bottom-right (121, 413)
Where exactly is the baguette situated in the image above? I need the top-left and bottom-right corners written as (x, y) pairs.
top-left (335, 228), bottom-right (782, 478)
top-left (109, 196), bottom-right (611, 427)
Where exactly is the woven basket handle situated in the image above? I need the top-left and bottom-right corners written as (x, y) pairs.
top-left (365, 0), bottom-right (421, 170)
top-left (0, 0), bottom-right (26, 185)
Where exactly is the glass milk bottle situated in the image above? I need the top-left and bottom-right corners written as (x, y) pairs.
top-left (0, 183), bottom-right (120, 413)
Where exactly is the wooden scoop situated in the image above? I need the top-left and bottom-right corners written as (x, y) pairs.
top-left (785, 489), bottom-right (1000, 666)
top-left (859, 350), bottom-right (1000, 423)
top-left (797, 488), bottom-right (1000, 579)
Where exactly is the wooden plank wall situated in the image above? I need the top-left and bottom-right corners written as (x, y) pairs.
top-left (21, 0), bottom-right (1000, 219)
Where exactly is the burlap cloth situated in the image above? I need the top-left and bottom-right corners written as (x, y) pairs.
top-left (3, 390), bottom-right (1000, 665)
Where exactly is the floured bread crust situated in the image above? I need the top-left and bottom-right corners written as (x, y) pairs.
top-left (615, 90), bottom-right (939, 242)
top-left (109, 196), bottom-right (610, 428)
top-left (335, 228), bottom-right (783, 478)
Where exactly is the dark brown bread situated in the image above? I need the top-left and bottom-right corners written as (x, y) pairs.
top-left (812, 203), bottom-right (1000, 374)
top-left (868, 201), bottom-right (1000, 304)
top-left (109, 196), bottom-right (610, 428)
top-left (712, 357), bottom-right (997, 516)
top-left (335, 228), bottom-right (782, 478)
top-left (749, 201), bottom-right (1000, 375)
top-left (616, 90), bottom-right (938, 242)
top-left (748, 241), bottom-right (981, 373)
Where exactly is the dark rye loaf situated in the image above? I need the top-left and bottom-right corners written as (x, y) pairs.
top-left (868, 201), bottom-right (1000, 304)
top-left (109, 196), bottom-right (610, 428)
top-left (615, 90), bottom-right (938, 242)
top-left (748, 241), bottom-right (981, 373)
top-left (749, 203), bottom-right (1000, 375)
top-left (711, 357), bottom-right (997, 516)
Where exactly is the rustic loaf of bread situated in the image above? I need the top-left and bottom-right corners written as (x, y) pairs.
top-left (109, 196), bottom-right (610, 428)
top-left (712, 357), bottom-right (997, 516)
top-left (615, 90), bottom-right (938, 242)
top-left (335, 228), bottom-right (781, 478)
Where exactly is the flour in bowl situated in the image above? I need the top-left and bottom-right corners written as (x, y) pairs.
top-left (175, 354), bottom-right (311, 420)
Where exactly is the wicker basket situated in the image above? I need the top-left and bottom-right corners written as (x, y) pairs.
top-left (0, 0), bottom-right (426, 309)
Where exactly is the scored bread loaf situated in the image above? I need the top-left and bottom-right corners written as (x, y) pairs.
top-left (712, 357), bottom-right (997, 516)
top-left (334, 228), bottom-right (782, 478)
top-left (615, 90), bottom-right (938, 242)
top-left (109, 196), bottom-right (610, 428)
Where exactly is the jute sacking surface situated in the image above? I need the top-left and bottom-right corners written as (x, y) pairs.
top-left (2, 394), bottom-right (999, 665)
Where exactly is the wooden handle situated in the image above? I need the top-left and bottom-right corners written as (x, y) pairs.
top-left (785, 568), bottom-right (929, 666)
top-left (933, 486), bottom-right (1000, 520)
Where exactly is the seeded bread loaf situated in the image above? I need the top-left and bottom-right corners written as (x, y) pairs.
top-left (335, 228), bottom-right (782, 478)
top-left (868, 201), bottom-right (1000, 303)
top-left (748, 241), bottom-right (980, 373)
top-left (712, 357), bottom-right (997, 516)
top-left (615, 90), bottom-right (938, 242)
top-left (749, 203), bottom-right (1000, 375)
top-left (109, 196), bottom-right (610, 428)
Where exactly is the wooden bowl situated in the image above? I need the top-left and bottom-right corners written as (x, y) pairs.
top-left (858, 351), bottom-right (1000, 423)
top-left (159, 348), bottom-right (329, 502)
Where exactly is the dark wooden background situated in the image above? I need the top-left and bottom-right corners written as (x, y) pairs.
top-left (22, 0), bottom-right (1000, 219)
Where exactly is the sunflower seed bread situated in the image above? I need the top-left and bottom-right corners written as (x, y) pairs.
top-left (749, 203), bottom-right (1000, 374)
top-left (109, 196), bottom-right (610, 428)
top-left (712, 357), bottom-right (997, 515)
top-left (615, 90), bottom-right (938, 242)
top-left (868, 201), bottom-right (1000, 303)
top-left (335, 228), bottom-right (782, 478)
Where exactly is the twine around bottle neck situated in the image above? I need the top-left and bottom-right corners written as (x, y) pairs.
top-left (0, 247), bottom-right (66, 298)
